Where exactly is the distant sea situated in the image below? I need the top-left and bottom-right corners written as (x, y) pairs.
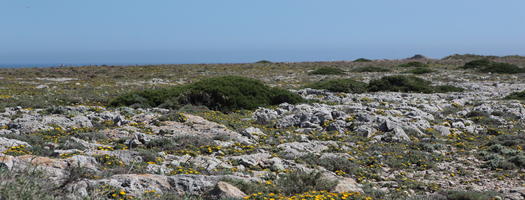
top-left (0, 62), bottom-right (184, 69)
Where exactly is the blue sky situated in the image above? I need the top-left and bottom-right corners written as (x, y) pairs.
top-left (1, 0), bottom-right (524, 66)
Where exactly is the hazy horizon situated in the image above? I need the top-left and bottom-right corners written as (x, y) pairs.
top-left (2, 0), bottom-right (525, 67)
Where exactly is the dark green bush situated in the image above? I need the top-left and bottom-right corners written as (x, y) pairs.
top-left (368, 75), bottom-right (463, 93)
top-left (368, 75), bottom-right (433, 93)
top-left (480, 62), bottom-right (525, 74)
top-left (462, 59), bottom-right (492, 69)
top-left (509, 155), bottom-right (525, 168)
top-left (352, 66), bottom-right (391, 72)
top-left (398, 62), bottom-right (429, 68)
top-left (110, 76), bottom-right (304, 112)
top-left (463, 59), bottom-right (524, 74)
top-left (404, 67), bottom-right (435, 74)
top-left (368, 75), bottom-right (464, 93)
top-left (255, 60), bottom-right (272, 64)
top-left (505, 90), bottom-right (525, 100)
top-left (353, 58), bottom-right (372, 62)
top-left (306, 78), bottom-right (368, 93)
top-left (308, 67), bottom-right (345, 75)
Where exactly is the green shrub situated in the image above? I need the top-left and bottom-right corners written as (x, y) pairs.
top-left (368, 75), bottom-right (464, 93)
top-left (308, 67), bottom-right (346, 75)
top-left (352, 66), bottom-right (391, 72)
top-left (505, 90), bottom-right (525, 100)
top-left (398, 62), bottom-right (429, 68)
top-left (404, 67), bottom-right (435, 74)
top-left (276, 170), bottom-right (337, 195)
top-left (480, 62), bottom-right (525, 74)
top-left (462, 59), bottom-right (492, 69)
top-left (306, 78), bottom-right (368, 93)
top-left (353, 58), bottom-right (372, 62)
top-left (110, 76), bottom-right (304, 112)
top-left (256, 60), bottom-right (272, 64)
top-left (462, 59), bottom-right (524, 74)
top-left (0, 167), bottom-right (60, 199)
top-left (509, 155), bottom-right (525, 168)
top-left (368, 75), bottom-right (432, 93)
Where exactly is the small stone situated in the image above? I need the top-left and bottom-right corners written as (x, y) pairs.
top-left (331, 177), bottom-right (363, 193)
top-left (207, 181), bottom-right (246, 199)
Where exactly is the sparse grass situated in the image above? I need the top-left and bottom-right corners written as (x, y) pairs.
top-left (444, 190), bottom-right (498, 200)
top-left (305, 78), bottom-right (368, 93)
top-left (308, 67), bottom-right (346, 75)
top-left (352, 66), bottom-right (390, 72)
top-left (0, 167), bottom-right (60, 200)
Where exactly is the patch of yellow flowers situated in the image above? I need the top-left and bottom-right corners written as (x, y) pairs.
top-left (243, 191), bottom-right (372, 200)
top-left (169, 166), bottom-right (201, 175)
top-left (2, 145), bottom-right (31, 156)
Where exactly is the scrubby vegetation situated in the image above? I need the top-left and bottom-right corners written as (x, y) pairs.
top-left (255, 60), bottom-right (272, 64)
top-left (110, 76), bottom-right (304, 112)
top-left (308, 67), bottom-right (346, 75)
top-left (368, 75), bottom-right (463, 93)
top-left (505, 90), bottom-right (525, 100)
top-left (2, 55), bottom-right (525, 199)
top-left (305, 79), bottom-right (368, 93)
top-left (398, 62), bottom-right (429, 68)
top-left (353, 58), bottom-right (372, 62)
top-left (462, 59), bottom-right (525, 74)
top-left (352, 66), bottom-right (391, 72)
top-left (307, 76), bottom-right (463, 94)
top-left (403, 67), bottom-right (435, 74)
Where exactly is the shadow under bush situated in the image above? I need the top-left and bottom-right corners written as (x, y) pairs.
top-left (110, 76), bottom-right (304, 112)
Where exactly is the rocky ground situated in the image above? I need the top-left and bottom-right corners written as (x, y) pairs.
top-left (1, 55), bottom-right (525, 200)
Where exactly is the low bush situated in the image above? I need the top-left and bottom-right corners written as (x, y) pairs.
top-left (404, 67), bottom-right (435, 74)
top-left (462, 59), bottom-right (492, 69)
top-left (305, 78), bottom-right (368, 93)
top-left (276, 170), bottom-right (337, 195)
top-left (479, 62), bottom-right (525, 74)
top-left (505, 90), bottom-right (525, 100)
top-left (110, 76), bottom-right (304, 112)
top-left (0, 167), bottom-right (59, 199)
top-left (353, 58), bottom-right (372, 62)
top-left (308, 67), bottom-right (345, 75)
top-left (462, 59), bottom-right (525, 74)
top-left (352, 66), bottom-right (391, 72)
top-left (255, 60), bottom-right (272, 64)
top-left (398, 62), bottom-right (429, 68)
top-left (368, 75), bottom-right (464, 93)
